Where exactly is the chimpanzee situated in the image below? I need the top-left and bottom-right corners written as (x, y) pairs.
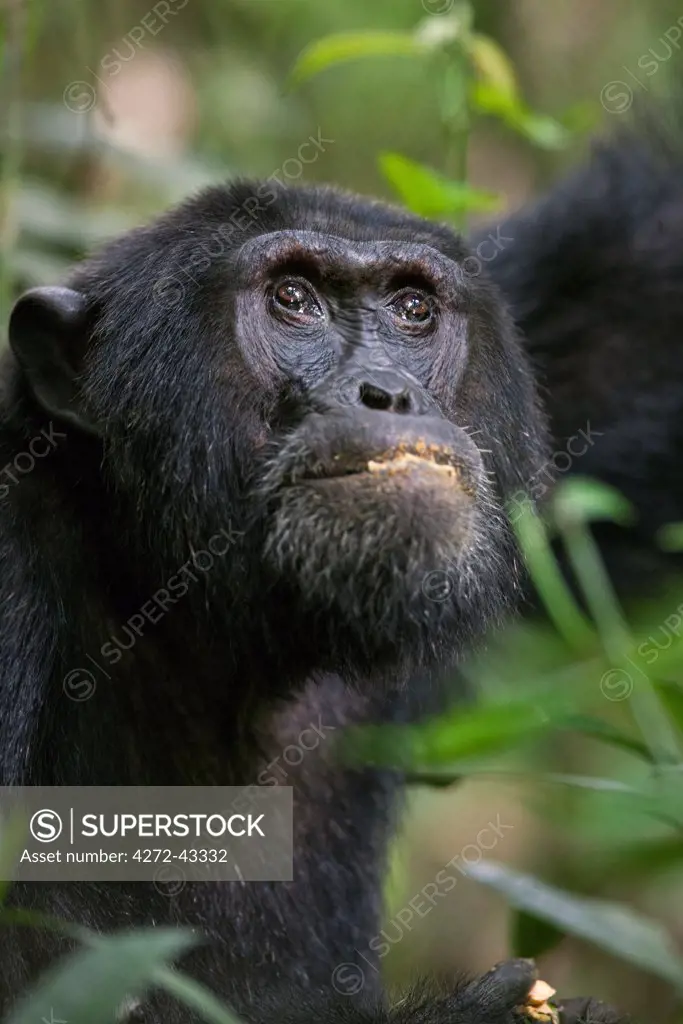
top-left (4, 116), bottom-right (678, 1023)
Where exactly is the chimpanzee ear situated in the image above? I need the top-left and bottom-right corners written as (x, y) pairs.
top-left (9, 286), bottom-right (100, 435)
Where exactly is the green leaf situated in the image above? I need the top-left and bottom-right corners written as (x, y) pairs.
top-left (439, 60), bottom-right (469, 132)
top-left (468, 33), bottom-right (518, 100)
top-left (379, 152), bottom-right (501, 218)
top-left (7, 928), bottom-right (198, 1024)
top-left (598, 836), bottom-right (683, 879)
top-left (289, 32), bottom-right (424, 88)
top-left (154, 967), bottom-right (244, 1024)
top-left (559, 713), bottom-right (661, 763)
top-left (512, 503), bottom-right (595, 652)
top-left (535, 773), bottom-right (640, 794)
top-left (513, 910), bottom-right (564, 959)
top-left (345, 689), bottom-right (570, 770)
top-left (0, 906), bottom-right (90, 942)
top-left (560, 100), bottom-right (602, 136)
top-left (516, 111), bottom-right (570, 150)
top-left (654, 681), bottom-right (683, 731)
top-left (658, 522), bottom-right (683, 551)
top-left (383, 843), bottom-right (411, 919)
top-left (471, 81), bottom-right (570, 150)
top-left (629, 635), bottom-right (683, 689)
top-left (409, 700), bottom-right (548, 764)
top-left (407, 769), bottom-right (638, 793)
top-left (552, 478), bottom-right (636, 529)
top-left (470, 861), bottom-right (683, 990)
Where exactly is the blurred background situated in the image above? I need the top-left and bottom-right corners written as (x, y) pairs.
top-left (4, 0), bottom-right (681, 321)
top-left (3, 0), bottom-right (683, 1020)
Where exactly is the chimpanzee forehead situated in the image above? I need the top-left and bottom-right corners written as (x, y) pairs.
top-left (234, 229), bottom-right (463, 289)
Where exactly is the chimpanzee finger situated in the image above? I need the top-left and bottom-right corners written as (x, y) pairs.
top-left (558, 996), bottom-right (630, 1024)
top-left (456, 958), bottom-right (539, 1018)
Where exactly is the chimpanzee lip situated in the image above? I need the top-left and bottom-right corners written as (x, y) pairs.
top-left (297, 440), bottom-right (472, 489)
top-left (367, 452), bottom-right (459, 479)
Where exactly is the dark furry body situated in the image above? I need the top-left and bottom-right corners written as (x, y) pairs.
top-left (0, 181), bottom-right (542, 1021)
top-left (482, 121), bottom-right (683, 595)
top-left (0, 119), bottom-right (678, 1023)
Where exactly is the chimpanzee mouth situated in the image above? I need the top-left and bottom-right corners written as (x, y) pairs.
top-left (257, 411), bottom-right (486, 505)
top-left (297, 441), bottom-right (476, 491)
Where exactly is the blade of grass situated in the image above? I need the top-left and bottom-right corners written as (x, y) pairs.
top-left (513, 504), bottom-right (595, 652)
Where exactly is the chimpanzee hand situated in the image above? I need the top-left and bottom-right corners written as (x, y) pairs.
top-left (386, 958), bottom-right (629, 1024)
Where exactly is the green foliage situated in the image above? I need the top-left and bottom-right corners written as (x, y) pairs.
top-left (6, 929), bottom-right (198, 1024)
top-left (288, 5), bottom-right (570, 225)
top-left (378, 152), bottom-right (500, 218)
top-left (0, 910), bottom-right (244, 1024)
top-left (288, 31), bottom-right (426, 87)
top-left (512, 910), bottom-right (564, 961)
top-left (373, 478), bottom-right (683, 990)
top-left (470, 82), bottom-right (569, 150)
top-left (470, 863), bottom-right (683, 991)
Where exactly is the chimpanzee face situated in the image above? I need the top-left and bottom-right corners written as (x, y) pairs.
top-left (8, 184), bottom-right (548, 673)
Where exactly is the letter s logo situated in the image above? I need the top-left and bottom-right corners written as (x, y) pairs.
top-left (30, 809), bottom-right (63, 843)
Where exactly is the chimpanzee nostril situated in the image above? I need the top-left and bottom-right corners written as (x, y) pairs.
top-left (359, 382), bottom-right (414, 414)
top-left (394, 391), bottom-right (411, 414)
top-left (359, 382), bottom-right (394, 411)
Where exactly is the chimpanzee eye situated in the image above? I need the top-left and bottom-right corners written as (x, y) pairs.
top-left (272, 279), bottom-right (323, 320)
top-left (390, 290), bottom-right (433, 326)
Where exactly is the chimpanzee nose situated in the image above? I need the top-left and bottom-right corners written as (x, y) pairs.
top-left (358, 379), bottom-right (412, 413)
top-left (354, 369), bottom-right (436, 416)
top-left (313, 367), bottom-right (438, 417)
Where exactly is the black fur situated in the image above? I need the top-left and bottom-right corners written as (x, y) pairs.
top-left (481, 117), bottom-right (683, 596)
top-left (1, 115), bottom-right (674, 1021)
